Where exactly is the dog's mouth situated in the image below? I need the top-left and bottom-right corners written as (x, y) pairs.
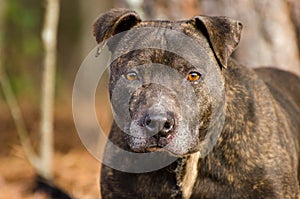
top-left (126, 125), bottom-right (176, 153)
top-left (127, 109), bottom-right (178, 152)
top-left (144, 132), bottom-right (175, 152)
top-left (127, 121), bottom-right (198, 156)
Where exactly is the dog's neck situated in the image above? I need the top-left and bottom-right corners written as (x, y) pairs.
top-left (222, 59), bottom-right (279, 140)
top-left (175, 152), bottom-right (201, 199)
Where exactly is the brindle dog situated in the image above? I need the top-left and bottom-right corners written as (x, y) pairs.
top-left (93, 9), bottom-right (300, 199)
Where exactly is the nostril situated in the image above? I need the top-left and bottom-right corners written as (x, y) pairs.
top-left (145, 119), bottom-right (151, 126)
top-left (163, 121), bottom-right (172, 131)
top-left (162, 117), bottom-right (174, 133)
top-left (144, 115), bottom-right (152, 127)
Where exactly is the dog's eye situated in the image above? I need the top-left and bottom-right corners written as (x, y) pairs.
top-left (187, 71), bottom-right (201, 83)
top-left (125, 71), bottom-right (138, 81)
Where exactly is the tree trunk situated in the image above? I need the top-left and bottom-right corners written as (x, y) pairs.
top-left (39, 0), bottom-right (60, 179)
top-left (200, 0), bottom-right (300, 76)
top-left (115, 0), bottom-right (200, 20)
top-left (290, 1), bottom-right (300, 52)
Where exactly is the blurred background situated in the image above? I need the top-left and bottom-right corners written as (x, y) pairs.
top-left (0, 0), bottom-right (300, 198)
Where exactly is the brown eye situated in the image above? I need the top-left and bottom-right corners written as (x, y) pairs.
top-left (125, 71), bottom-right (138, 81)
top-left (187, 71), bottom-right (201, 82)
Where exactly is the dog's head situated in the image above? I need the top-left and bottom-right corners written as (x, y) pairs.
top-left (93, 9), bottom-right (242, 157)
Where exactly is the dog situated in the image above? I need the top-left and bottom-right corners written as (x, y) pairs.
top-left (93, 8), bottom-right (300, 198)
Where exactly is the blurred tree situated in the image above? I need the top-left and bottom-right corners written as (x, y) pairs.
top-left (39, 0), bottom-right (60, 180)
top-left (0, 0), bottom-right (5, 49)
top-left (291, 1), bottom-right (300, 48)
top-left (79, 0), bottom-right (113, 58)
top-left (200, 0), bottom-right (300, 76)
top-left (56, 0), bottom-right (113, 93)
top-left (0, 0), bottom-right (6, 68)
top-left (0, 0), bottom-right (40, 171)
top-left (1, 0), bottom-right (60, 181)
top-left (4, 0), bottom-right (43, 99)
top-left (57, 0), bottom-right (81, 87)
top-left (115, 0), bottom-right (200, 20)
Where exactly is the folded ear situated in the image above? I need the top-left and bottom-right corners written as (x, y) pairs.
top-left (193, 16), bottom-right (243, 68)
top-left (93, 8), bottom-right (141, 44)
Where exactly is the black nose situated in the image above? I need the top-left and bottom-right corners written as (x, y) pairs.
top-left (143, 112), bottom-right (175, 136)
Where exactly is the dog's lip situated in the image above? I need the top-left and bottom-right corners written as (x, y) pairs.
top-left (144, 132), bottom-right (175, 152)
top-left (166, 133), bottom-right (173, 140)
top-left (145, 146), bottom-right (160, 152)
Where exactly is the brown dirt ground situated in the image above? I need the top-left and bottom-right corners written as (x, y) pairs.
top-left (0, 98), bottom-right (112, 199)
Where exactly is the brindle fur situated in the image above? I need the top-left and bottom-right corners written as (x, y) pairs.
top-left (94, 9), bottom-right (300, 198)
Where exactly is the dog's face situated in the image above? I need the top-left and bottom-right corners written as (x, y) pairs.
top-left (93, 9), bottom-right (242, 157)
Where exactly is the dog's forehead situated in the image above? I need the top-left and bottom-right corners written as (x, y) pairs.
top-left (109, 19), bottom-right (209, 47)
top-left (109, 19), bottom-right (214, 72)
top-left (137, 20), bottom-right (182, 28)
top-left (136, 20), bottom-right (203, 38)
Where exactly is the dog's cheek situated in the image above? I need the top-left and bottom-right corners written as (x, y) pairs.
top-left (194, 85), bottom-right (213, 134)
top-left (165, 119), bottom-right (199, 156)
top-left (125, 121), bottom-right (146, 150)
top-left (125, 135), bottom-right (147, 152)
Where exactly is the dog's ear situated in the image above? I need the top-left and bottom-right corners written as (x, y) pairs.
top-left (93, 9), bottom-right (141, 43)
top-left (193, 16), bottom-right (243, 68)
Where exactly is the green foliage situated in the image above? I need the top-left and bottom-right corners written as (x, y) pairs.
top-left (9, 73), bottom-right (38, 101)
top-left (3, 0), bottom-right (43, 99)
top-left (2, 0), bottom-right (82, 102)
top-left (6, 0), bottom-right (43, 56)
top-left (6, 0), bottom-right (42, 29)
